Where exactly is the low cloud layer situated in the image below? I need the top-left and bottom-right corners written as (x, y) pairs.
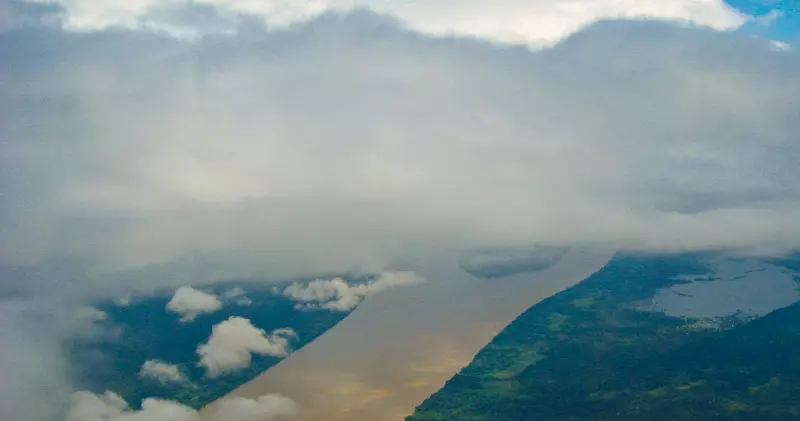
top-left (1, 8), bottom-right (798, 284)
top-left (166, 287), bottom-right (223, 322)
top-left (197, 317), bottom-right (297, 377)
top-left (282, 271), bottom-right (426, 311)
top-left (65, 390), bottom-right (295, 421)
top-left (139, 360), bottom-right (188, 384)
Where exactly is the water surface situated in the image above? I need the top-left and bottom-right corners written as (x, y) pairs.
top-left (647, 259), bottom-right (800, 323)
top-left (200, 248), bottom-right (613, 421)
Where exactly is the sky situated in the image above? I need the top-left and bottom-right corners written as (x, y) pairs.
top-left (725, 0), bottom-right (799, 44)
top-left (0, 0), bottom-right (798, 420)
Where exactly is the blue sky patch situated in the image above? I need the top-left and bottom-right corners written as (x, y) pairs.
top-left (726, 0), bottom-right (799, 44)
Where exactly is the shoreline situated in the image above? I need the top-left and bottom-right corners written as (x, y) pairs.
top-left (200, 248), bottom-right (614, 421)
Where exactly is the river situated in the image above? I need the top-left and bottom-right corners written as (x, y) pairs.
top-left (200, 247), bottom-right (613, 421)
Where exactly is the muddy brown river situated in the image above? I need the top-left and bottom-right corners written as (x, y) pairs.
top-left (200, 248), bottom-right (612, 421)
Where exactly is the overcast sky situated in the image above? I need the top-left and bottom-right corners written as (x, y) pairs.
top-left (0, 0), bottom-right (798, 420)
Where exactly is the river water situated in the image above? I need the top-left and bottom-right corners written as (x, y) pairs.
top-left (200, 247), bottom-right (613, 421)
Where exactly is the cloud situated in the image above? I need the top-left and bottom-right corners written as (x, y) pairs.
top-left (67, 306), bottom-right (110, 341)
top-left (1, 6), bottom-right (800, 421)
top-left (139, 360), bottom-right (188, 384)
top-left (0, 0), bottom-right (64, 31)
top-left (0, 299), bottom-right (71, 421)
top-left (282, 271), bottom-right (425, 311)
top-left (235, 297), bottom-right (253, 306)
top-left (197, 316), bottom-right (297, 377)
top-left (113, 293), bottom-right (132, 307)
top-left (65, 391), bottom-right (200, 421)
top-left (770, 40), bottom-right (793, 52)
top-left (2, 13), bottom-right (799, 284)
top-left (754, 9), bottom-right (784, 25)
top-left (212, 394), bottom-right (297, 421)
top-left (223, 287), bottom-right (253, 306)
top-left (65, 391), bottom-right (129, 421)
top-left (166, 286), bottom-right (223, 322)
top-left (72, 306), bottom-right (108, 324)
top-left (223, 287), bottom-right (246, 298)
top-left (36, 0), bottom-right (746, 46)
top-left (65, 390), bottom-right (296, 421)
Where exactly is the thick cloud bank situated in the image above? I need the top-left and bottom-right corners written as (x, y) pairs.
top-left (2, 12), bottom-right (799, 283)
top-left (197, 317), bottom-right (297, 377)
top-left (282, 271), bottom-right (426, 311)
top-left (166, 287), bottom-right (223, 322)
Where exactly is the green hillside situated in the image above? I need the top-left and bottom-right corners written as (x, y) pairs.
top-left (408, 254), bottom-right (800, 421)
top-left (69, 281), bottom-right (353, 409)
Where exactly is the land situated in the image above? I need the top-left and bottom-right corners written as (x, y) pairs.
top-left (199, 249), bottom-right (613, 421)
top-left (407, 253), bottom-right (800, 421)
top-left (68, 281), bottom-right (353, 409)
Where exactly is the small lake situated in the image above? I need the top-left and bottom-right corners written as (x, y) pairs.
top-left (646, 259), bottom-right (800, 326)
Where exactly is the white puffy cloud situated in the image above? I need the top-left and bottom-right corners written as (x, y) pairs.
top-left (166, 286), bottom-right (222, 322)
top-left (66, 391), bottom-right (297, 421)
top-left (66, 391), bottom-right (129, 421)
top-left (65, 391), bottom-right (200, 421)
top-left (38, 0), bottom-right (747, 46)
top-left (65, 390), bottom-right (296, 421)
top-left (223, 287), bottom-right (253, 306)
top-left (197, 317), bottom-right (297, 377)
top-left (138, 360), bottom-right (188, 384)
top-left (282, 278), bottom-right (363, 311)
top-left (236, 297), bottom-right (253, 306)
top-left (212, 394), bottom-right (297, 421)
top-left (282, 271), bottom-right (425, 311)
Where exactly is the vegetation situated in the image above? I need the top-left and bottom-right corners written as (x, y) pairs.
top-left (408, 253), bottom-right (800, 421)
top-left (68, 281), bottom-right (352, 409)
